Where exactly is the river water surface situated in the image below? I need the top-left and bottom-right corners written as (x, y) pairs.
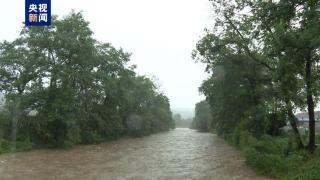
top-left (0, 128), bottom-right (269, 180)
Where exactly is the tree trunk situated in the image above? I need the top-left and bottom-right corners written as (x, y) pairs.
top-left (285, 99), bottom-right (304, 149)
top-left (306, 54), bottom-right (316, 152)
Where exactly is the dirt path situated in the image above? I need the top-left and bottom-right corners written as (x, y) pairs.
top-left (0, 128), bottom-right (269, 180)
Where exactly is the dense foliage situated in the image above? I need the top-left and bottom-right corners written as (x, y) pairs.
top-left (193, 0), bottom-right (320, 178)
top-left (0, 12), bottom-right (174, 149)
top-left (194, 0), bottom-right (319, 150)
top-left (191, 100), bottom-right (212, 132)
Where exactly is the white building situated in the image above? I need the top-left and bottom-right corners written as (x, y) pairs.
top-left (295, 111), bottom-right (320, 125)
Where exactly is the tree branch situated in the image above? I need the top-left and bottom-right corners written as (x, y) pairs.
top-left (224, 14), bottom-right (273, 71)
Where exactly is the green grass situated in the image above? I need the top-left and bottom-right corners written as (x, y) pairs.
top-left (224, 130), bottom-right (320, 179)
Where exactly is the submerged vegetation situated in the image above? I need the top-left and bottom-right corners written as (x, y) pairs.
top-left (193, 0), bottom-right (320, 179)
top-left (0, 12), bottom-right (174, 151)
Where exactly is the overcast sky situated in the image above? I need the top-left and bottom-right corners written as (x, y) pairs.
top-left (0, 0), bottom-right (212, 113)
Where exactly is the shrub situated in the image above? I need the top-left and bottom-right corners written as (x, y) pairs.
top-left (0, 139), bottom-right (33, 154)
top-left (81, 130), bottom-right (103, 144)
top-left (226, 129), bottom-right (306, 178)
top-left (244, 148), bottom-right (298, 177)
top-left (287, 156), bottom-right (320, 180)
top-left (14, 140), bottom-right (33, 152)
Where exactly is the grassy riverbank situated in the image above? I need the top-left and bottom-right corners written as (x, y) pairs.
top-left (224, 130), bottom-right (320, 179)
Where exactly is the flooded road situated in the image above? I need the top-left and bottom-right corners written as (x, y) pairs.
top-left (0, 128), bottom-right (268, 180)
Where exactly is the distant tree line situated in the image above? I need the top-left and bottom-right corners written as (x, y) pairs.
top-left (173, 113), bottom-right (192, 128)
top-left (0, 12), bottom-right (174, 149)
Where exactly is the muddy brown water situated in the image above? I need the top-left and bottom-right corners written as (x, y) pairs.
top-left (0, 128), bottom-right (269, 180)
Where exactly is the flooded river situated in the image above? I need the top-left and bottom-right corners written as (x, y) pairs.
top-left (0, 128), bottom-right (268, 180)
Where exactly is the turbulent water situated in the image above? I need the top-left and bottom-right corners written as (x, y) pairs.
top-left (0, 128), bottom-right (268, 180)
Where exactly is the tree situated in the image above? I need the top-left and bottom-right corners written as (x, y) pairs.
top-left (194, 0), bottom-right (319, 152)
top-left (0, 11), bottom-right (174, 147)
top-left (249, 0), bottom-right (320, 151)
top-left (192, 100), bottom-right (212, 132)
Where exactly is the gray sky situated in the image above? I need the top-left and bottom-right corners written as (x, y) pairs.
top-left (0, 0), bottom-right (211, 112)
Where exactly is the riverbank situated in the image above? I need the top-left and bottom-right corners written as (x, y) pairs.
top-left (223, 130), bottom-right (320, 179)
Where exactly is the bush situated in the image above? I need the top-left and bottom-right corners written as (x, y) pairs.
top-left (81, 130), bottom-right (103, 144)
top-left (14, 140), bottom-right (33, 152)
top-left (245, 149), bottom-right (285, 177)
top-left (291, 170), bottom-right (320, 180)
top-left (287, 151), bottom-right (320, 180)
top-left (244, 148), bottom-right (302, 178)
top-left (225, 129), bottom-right (307, 178)
top-left (0, 139), bottom-right (33, 154)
